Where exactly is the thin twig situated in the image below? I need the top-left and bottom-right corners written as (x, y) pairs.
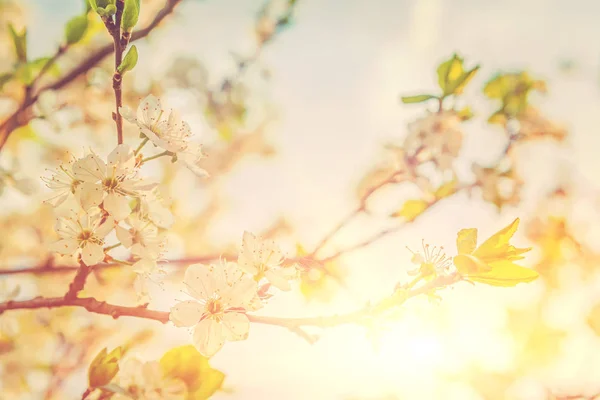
top-left (0, 0), bottom-right (183, 150)
top-left (0, 274), bottom-right (460, 330)
top-left (0, 254), bottom-right (230, 276)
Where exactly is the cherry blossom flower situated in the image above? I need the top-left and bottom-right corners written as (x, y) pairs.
top-left (170, 261), bottom-right (261, 357)
top-left (113, 359), bottom-right (187, 400)
top-left (50, 211), bottom-right (115, 266)
top-left (72, 144), bottom-right (155, 220)
top-left (237, 231), bottom-right (297, 291)
top-left (41, 156), bottom-right (83, 207)
top-left (139, 190), bottom-right (174, 229)
top-left (116, 214), bottom-right (165, 273)
top-left (119, 95), bottom-right (208, 177)
top-left (404, 110), bottom-right (463, 171)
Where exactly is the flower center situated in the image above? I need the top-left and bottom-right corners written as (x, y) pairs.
top-left (103, 177), bottom-right (120, 192)
top-left (77, 230), bottom-right (103, 246)
top-left (206, 298), bottom-right (224, 315)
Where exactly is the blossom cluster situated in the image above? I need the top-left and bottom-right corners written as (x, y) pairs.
top-left (170, 231), bottom-right (299, 357)
top-left (43, 95), bottom-right (206, 299)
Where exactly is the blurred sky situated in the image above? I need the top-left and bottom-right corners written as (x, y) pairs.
top-left (20, 0), bottom-right (600, 399)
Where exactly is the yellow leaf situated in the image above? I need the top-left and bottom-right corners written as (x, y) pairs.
top-left (453, 218), bottom-right (537, 287)
top-left (453, 253), bottom-right (491, 275)
top-left (161, 345), bottom-right (225, 399)
top-left (457, 106), bottom-right (474, 121)
top-left (488, 111), bottom-right (507, 125)
top-left (466, 261), bottom-right (539, 287)
top-left (391, 199), bottom-right (429, 221)
top-left (437, 54), bottom-right (464, 95)
top-left (456, 228), bottom-right (477, 254)
top-left (474, 218), bottom-right (531, 263)
top-left (88, 347), bottom-right (122, 388)
top-left (434, 180), bottom-right (457, 199)
top-left (452, 66), bottom-right (480, 95)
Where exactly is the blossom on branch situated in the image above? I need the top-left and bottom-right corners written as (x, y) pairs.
top-left (120, 95), bottom-right (208, 177)
top-left (237, 231), bottom-right (298, 291)
top-left (50, 210), bottom-right (115, 266)
top-left (170, 261), bottom-right (261, 357)
top-left (72, 144), bottom-right (156, 220)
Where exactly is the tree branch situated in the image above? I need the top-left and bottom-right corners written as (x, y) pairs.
top-left (0, 274), bottom-right (460, 333)
top-left (0, 254), bottom-right (230, 276)
top-left (64, 261), bottom-right (93, 300)
top-left (0, 0), bottom-right (182, 150)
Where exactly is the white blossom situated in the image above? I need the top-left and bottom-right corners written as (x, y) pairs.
top-left (120, 95), bottom-right (208, 177)
top-left (50, 210), bottom-right (114, 266)
top-left (72, 144), bottom-right (155, 220)
top-left (237, 231), bottom-right (297, 291)
top-left (113, 359), bottom-right (186, 400)
top-left (41, 157), bottom-right (83, 207)
top-left (170, 261), bottom-right (261, 357)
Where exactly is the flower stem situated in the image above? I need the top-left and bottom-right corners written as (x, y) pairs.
top-left (103, 243), bottom-right (121, 252)
top-left (134, 137), bottom-right (149, 155)
top-left (111, 258), bottom-right (133, 266)
top-left (141, 151), bottom-right (171, 163)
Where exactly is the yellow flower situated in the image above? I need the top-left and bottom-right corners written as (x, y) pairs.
top-left (453, 218), bottom-right (539, 286)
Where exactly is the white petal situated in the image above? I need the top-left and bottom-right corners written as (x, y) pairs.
top-left (133, 274), bottom-right (151, 303)
top-left (107, 144), bottom-right (134, 171)
top-left (139, 94), bottom-right (162, 127)
top-left (221, 312), bottom-right (249, 341)
top-left (49, 239), bottom-right (79, 255)
top-left (145, 199), bottom-right (174, 228)
top-left (141, 126), bottom-right (169, 150)
top-left (264, 268), bottom-right (292, 291)
top-left (76, 182), bottom-right (103, 210)
top-left (183, 264), bottom-right (216, 301)
top-left (73, 153), bottom-right (106, 183)
top-left (169, 300), bottom-right (204, 327)
top-left (193, 319), bottom-right (224, 358)
top-left (104, 193), bottom-right (131, 220)
top-left (115, 225), bottom-right (133, 248)
top-left (223, 276), bottom-right (258, 308)
top-left (95, 215), bottom-right (115, 237)
top-left (132, 258), bottom-right (156, 274)
top-left (81, 242), bottom-right (104, 266)
top-left (119, 106), bottom-right (137, 123)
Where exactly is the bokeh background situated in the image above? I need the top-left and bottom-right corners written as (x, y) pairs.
top-left (2, 0), bottom-right (600, 399)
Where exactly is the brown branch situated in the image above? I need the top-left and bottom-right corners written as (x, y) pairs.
top-left (64, 262), bottom-right (93, 300)
top-left (247, 273), bottom-right (459, 329)
top-left (0, 254), bottom-right (229, 276)
top-left (109, 0), bottom-right (125, 145)
top-left (0, 0), bottom-right (182, 150)
top-left (0, 296), bottom-right (170, 322)
top-left (319, 183), bottom-right (473, 263)
top-left (0, 274), bottom-right (460, 331)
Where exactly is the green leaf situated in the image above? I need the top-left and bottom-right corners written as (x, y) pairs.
top-left (121, 0), bottom-right (141, 32)
top-left (400, 94), bottom-right (437, 104)
top-left (88, 0), bottom-right (114, 11)
top-left (8, 24), bottom-right (27, 62)
top-left (65, 14), bottom-right (89, 44)
top-left (15, 58), bottom-right (60, 85)
top-left (117, 45), bottom-right (138, 74)
top-left (451, 65), bottom-right (480, 95)
top-left (437, 54), bottom-right (463, 95)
